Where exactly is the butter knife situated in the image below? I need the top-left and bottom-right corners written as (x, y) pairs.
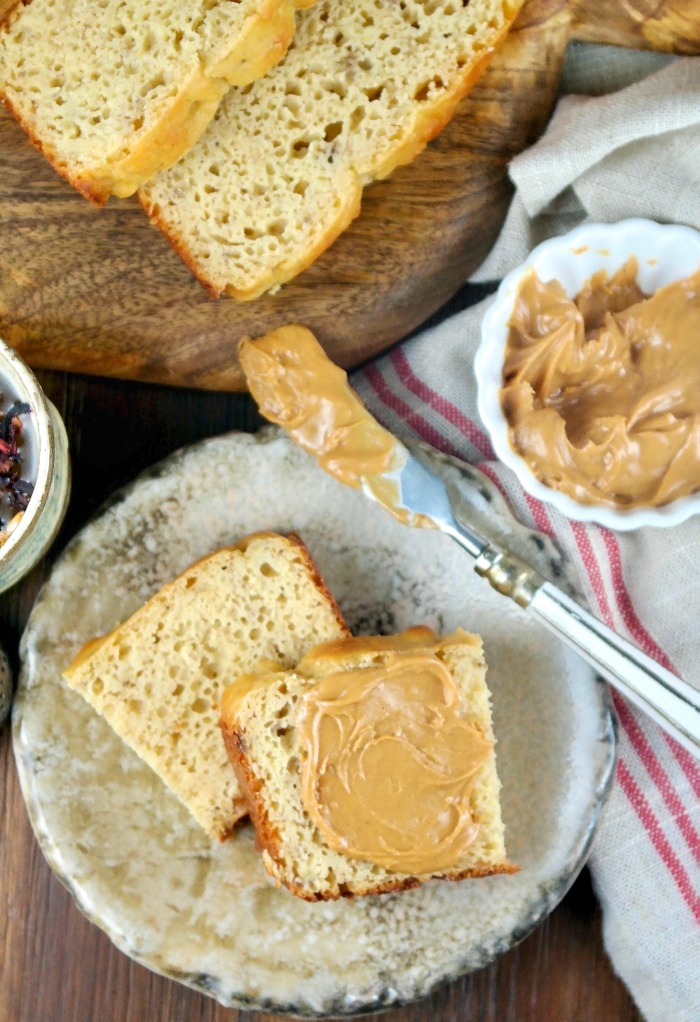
top-left (378, 443), bottom-right (700, 759)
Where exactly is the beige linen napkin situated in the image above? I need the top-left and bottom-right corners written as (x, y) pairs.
top-left (352, 49), bottom-right (700, 1022)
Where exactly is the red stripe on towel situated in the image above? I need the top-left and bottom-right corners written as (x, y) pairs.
top-left (363, 363), bottom-right (463, 458)
top-left (600, 530), bottom-right (675, 671)
top-left (569, 521), bottom-right (615, 627)
top-left (523, 492), bottom-right (556, 538)
top-left (617, 760), bottom-right (700, 923)
top-left (600, 530), bottom-right (700, 794)
top-left (390, 349), bottom-right (495, 459)
top-left (615, 696), bottom-right (700, 865)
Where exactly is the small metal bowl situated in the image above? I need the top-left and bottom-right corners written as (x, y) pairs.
top-left (475, 219), bottom-right (700, 531)
top-left (0, 336), bottom-right (70, 593)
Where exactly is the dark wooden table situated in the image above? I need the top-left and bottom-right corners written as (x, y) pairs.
top-left (0, 368), bottom-right (643, 1022)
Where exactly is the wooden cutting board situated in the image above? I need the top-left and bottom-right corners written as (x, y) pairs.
top-left (0, 0), bottom-right (698, 391)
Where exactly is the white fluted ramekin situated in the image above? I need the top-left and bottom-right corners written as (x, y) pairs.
top-left (475, 219), bottom-right (700, 531)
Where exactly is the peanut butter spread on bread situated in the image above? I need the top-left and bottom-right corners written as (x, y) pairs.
top-left (296, 632), bottom-right (492, 874)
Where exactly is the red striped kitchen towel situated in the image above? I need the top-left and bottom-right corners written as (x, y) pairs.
top-left (352, 50), bottom-right (700, 1022)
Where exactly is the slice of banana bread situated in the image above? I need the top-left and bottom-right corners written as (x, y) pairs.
top-left (139, 0), bottom-right (523, 297)
top-left (0, 0), bottom-right (316, 202)
top-left (221, 628), bottom-right (516, 900)
top-left (63, 533), bottom-right (349, 839)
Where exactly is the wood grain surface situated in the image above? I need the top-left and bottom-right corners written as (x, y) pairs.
top-left (0, 370), bottom-right (644, 1022)
top-left (0, 0), bottom-right (697, 392)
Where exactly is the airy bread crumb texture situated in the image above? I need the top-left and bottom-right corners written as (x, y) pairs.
top-left (224, 631), bottom-right (516, 900)
top-left (62, 533), bottom-right (349, 840)
top-left (0, 0), bottom-right (316, 201)
top-left (140, 0), bottom-right (523, 298)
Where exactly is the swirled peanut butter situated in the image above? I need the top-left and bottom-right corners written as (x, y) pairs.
top-left (297, 631), bottom-right (492, 874)
top-left (239, 325), bottom-right (431, 526)
top-left (500, 259), bottom-right (700, 508)
top-left (239, 325), bottom-right (399, 488)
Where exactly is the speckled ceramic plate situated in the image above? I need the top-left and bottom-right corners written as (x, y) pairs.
top-left (14, 430), bottom-right (615, 1017)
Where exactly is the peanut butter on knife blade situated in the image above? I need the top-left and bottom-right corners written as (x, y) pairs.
top-left (239, 325), bottom-right (433, 527)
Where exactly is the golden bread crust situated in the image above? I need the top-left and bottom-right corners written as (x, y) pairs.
top-left (223, 715), bottom-right (518, 901)
top-left (222, 630), bottom-right (518, 900)
top-left (0, 0), bottom-right (19, 28)
top-left (0, 0), bottom-right (318, 202)
top-left (136, 0), bottom-right (521, 296)
top-left (222, 725), bottom-right (286, 859)
top-left (66, 531), bottom-right (348, 679)
top-left (63, 531), bottom-right (349, 840)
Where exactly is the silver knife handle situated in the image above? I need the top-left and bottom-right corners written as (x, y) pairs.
top-left (473, 545), bottom-right (700, 759)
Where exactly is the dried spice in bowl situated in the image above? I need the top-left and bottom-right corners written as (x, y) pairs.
top-left (0, 336), bottom-right (70, 594)
top-left (0, 400), bottom-right (34, 549)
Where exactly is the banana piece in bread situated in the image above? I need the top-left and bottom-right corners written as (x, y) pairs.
top-left (221, 627), bottom-right (516, 900)
top-left (63, 533), bottom-right (349, 840)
